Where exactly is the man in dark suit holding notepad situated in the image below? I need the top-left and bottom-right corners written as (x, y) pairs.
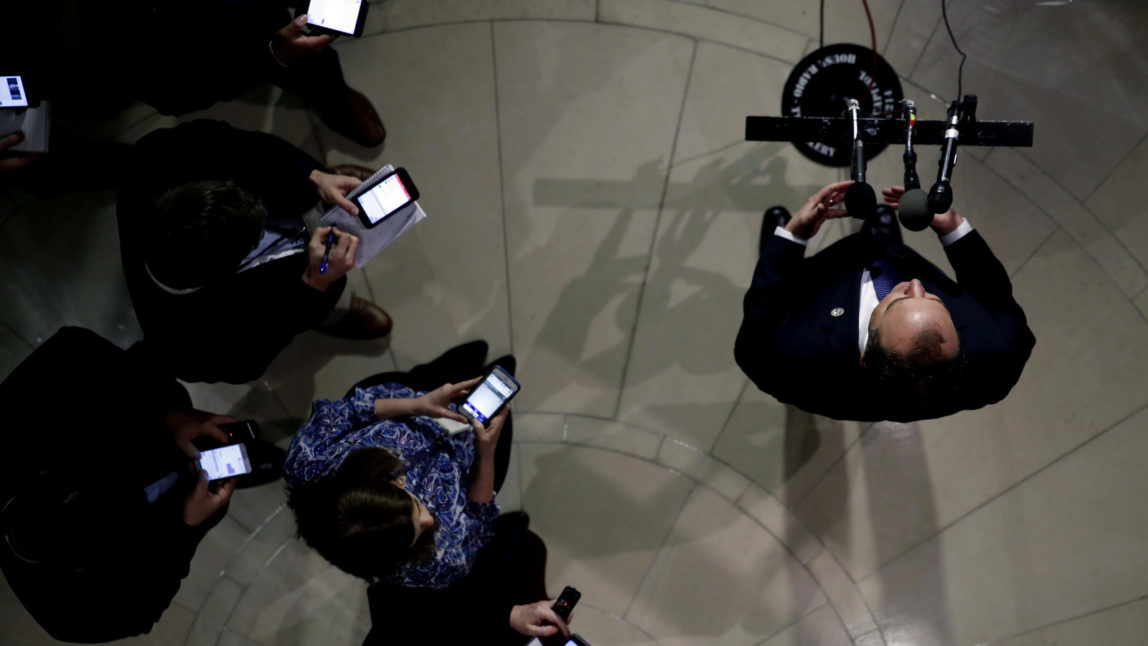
top-left (118, 120), bottom-right (393, 384)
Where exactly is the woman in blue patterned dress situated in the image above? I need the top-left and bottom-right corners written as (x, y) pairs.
top-left (284, 344), bottom-right (573, 641)
top-left (284, 363), bottom-right (508, 590)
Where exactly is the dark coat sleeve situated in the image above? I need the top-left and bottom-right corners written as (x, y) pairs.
top-left (734, 234), bottom-right (810, 400)
top-left (943, 230), bottom-right (1036, 406)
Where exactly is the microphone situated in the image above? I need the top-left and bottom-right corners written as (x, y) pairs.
top-left (843, 99), bottom-right (876, 220)
top-left (928, 101), bottom-right (961, 215)
top-left (898, 100), bottom-right (931, 231)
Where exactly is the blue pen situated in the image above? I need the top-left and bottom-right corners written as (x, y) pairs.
top-left (319, 228), bottom-right (336, 274)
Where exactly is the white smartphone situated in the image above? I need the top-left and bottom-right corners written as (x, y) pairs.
top-left (302, 0), bottom-right (368, 37)
top-left (0, 76), bottom-right (29, 109)
top-left (460, 366), bottom-right (520, 426)
top-left (197, 444), bottom-right (252, 481)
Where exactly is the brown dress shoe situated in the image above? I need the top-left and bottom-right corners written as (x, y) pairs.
top-left (321, 296), bottom-right (393, 339)
top-left (320, 87), bottom-right (386, 147)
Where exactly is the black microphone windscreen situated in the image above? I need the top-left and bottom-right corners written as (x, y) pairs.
top-left (927, 183), bottom-right (953, 215)
top-left (844, 182), bottom-right (876, 220)
top-left (898, 189), bottom-right (931, 231)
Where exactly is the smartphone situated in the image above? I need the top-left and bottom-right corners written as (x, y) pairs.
top-left (197, 444), bottom-right (253, 481)
top-left (563, 637), bottom-right (591, 646)
top-left (460, 366), bottom-right (520, 426)
top-left (551, 586), bottom-right (581, 621)
top-left (300, 0), bottom-right (369, 38)
top-left (1, 76), bottom-right (29, 108)
top-left (354, 167), bottom-right (419, 228)
top-left (219, 420), bottom-right (261, 443)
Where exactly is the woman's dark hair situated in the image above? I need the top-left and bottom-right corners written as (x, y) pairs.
top-left (286, 448), bottom-right (437, 583)
top-left (147, 180), bottom-right (267, 289)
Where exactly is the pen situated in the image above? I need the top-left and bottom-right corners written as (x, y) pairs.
top-left (319, 228), bottom-right (336, 274)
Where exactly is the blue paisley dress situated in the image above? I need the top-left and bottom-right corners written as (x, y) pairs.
top-left (284, 383), bottom-right (499, 589)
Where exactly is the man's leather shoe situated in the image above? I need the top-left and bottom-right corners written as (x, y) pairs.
top-left (320, 88), bottom-right (386, 148)
top-left (760, 206), bottom-right (791, 254)
top-left (321, 296), bottom-right (393, 339)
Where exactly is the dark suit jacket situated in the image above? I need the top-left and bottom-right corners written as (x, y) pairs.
top-left (0, 327), bottom-right (214, 642)
top-left (118, 120), bottom-right (344, 384)
top-left (734, 229), bottom-right (1035, 422)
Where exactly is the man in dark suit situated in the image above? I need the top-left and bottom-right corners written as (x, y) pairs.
top-left (735, 180), bottom-right (1035, 422)
top-left (118, 119), bottom-right (391, 384)
top-left (0, 327), bottom-right (236, 642)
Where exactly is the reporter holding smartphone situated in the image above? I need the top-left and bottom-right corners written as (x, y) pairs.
top-left (0, 327), bottom-right (240, 642)
top-left (285, 341), bottom-right (573, 642)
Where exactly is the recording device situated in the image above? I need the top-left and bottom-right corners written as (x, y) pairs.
top-left (300, 0), bottom-right (369, 38)
top-left (539, 586), bottom-right (582, 646)
top-left (563, 637), bottom-right (592, 646)
top-left (459, 365), bottom-right (520, 426)
top-left (843, 98), bottom-right (876, 221)
top-left (354, 167), bottom-right (419, 229)
top-left (197, 444), bottom-right (252, 481)
top-left (551, 586), bottom-right (581, 621)
top-left (928, 101), bottom-right (962, 215)
top-left (219, 420), bottom-right (260, 443)
top-left (898, 100), bottom-right (931, 231)
top-left (0, 76), bottom-right (29, 109)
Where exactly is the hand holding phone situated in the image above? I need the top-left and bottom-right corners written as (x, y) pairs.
top-left (197, 444), bottom-right (253, 481)
top-left (537, 586), bottom-right (580, 646)
top-left (353, 167), bottom-right (419, 228)
top-left (460, 366), bottom-right (520, 427)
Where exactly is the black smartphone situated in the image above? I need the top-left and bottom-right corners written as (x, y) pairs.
top-left (299, 0), bottom-right (369, 38)
top-left (563, 637), bottom-right (591, 646)
top-left (197, 444), bottom-right (253, 481)
top-left (354, 167), bottom-right (420, 228)
top-left (219, 419), bottom-right (261, 443)
top-left (551, 586), bottom-right (581, 621)
top-left (459, 366), bottom-right (520, 426)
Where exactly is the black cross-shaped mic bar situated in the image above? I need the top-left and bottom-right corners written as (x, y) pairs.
top-left (745, 95), bottom-right (1033, 148)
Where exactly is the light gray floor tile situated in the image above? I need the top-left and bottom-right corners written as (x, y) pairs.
top-left (226, 539), bottom-right (369, 645)
top-left (174, 515), bottom-right (252, 612)
top-left (755, 603), bottom-right (853, 646)
top-left (564, 605), bottom-right (659, 646)
top-left (514, 411), bottom-right (568, 442)
top-left (910, 0), bottom-right (1148, 199)
top-left (0, 191), bottom-right (141, 350)
top-left (737, 484), bottom-right (824, 565)
top-left (565, 415), bottom-right (663, 460)
top-left (496, 21), bottom-right (692, 417)
top-left (519, 443), bottom-right (695, 617)
top-left (627, 486), bottom-right (828, 645)
top-left (713, 384), bottom-right (866, 504)
top-left (806, 549), bottom-right (877, 638)
top-left (794, 421), bottom-right (941, 583)
top-left (186, 577), bottom-right (245, 646)
top-left (708, 0), bottom-right (903, 59)
top-left (657, 437), bottom-right (750, 500)
top-left (363, 0), bottom-right (596, 35)
top-left (1085, 132), bottom-right (1148, 273)
top-left (984, 598), bottom-right (1148, 646)
top-left (117, 603), bottom-right (196, 646)
top-left (599, 0), bottom-right (808, 62)
top-left (324, 24), bottom-right (514, 371)
top-left (988, 147), bottom-right (1147, 298)
top-left (0, 323), bottom-right (33, 381)
top-left (857, 405), bottom-right (1148, 646)
top-left (1135, 288), bottom-right (1148, 322)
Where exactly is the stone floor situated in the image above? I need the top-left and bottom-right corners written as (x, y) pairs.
top-left (3, 1), bottom-right (1148, 645)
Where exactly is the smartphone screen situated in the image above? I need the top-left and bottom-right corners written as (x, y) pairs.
top-left (306, 0), bottom-right (364, 35)
top-left (1, 76), bottom-right (28, 108)
top-left (198, 444), bottom-right (252, 480)
top-left (359, 171), bottom-right (414, 224)
top-left (461, 369), bottom-right (519, 425)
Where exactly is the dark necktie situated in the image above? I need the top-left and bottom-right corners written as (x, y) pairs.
top-left (871, 258), bottom-right (900, 301)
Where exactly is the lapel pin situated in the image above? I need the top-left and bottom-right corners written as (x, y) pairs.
top-left (830, 307), bottom-right (845, 318)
